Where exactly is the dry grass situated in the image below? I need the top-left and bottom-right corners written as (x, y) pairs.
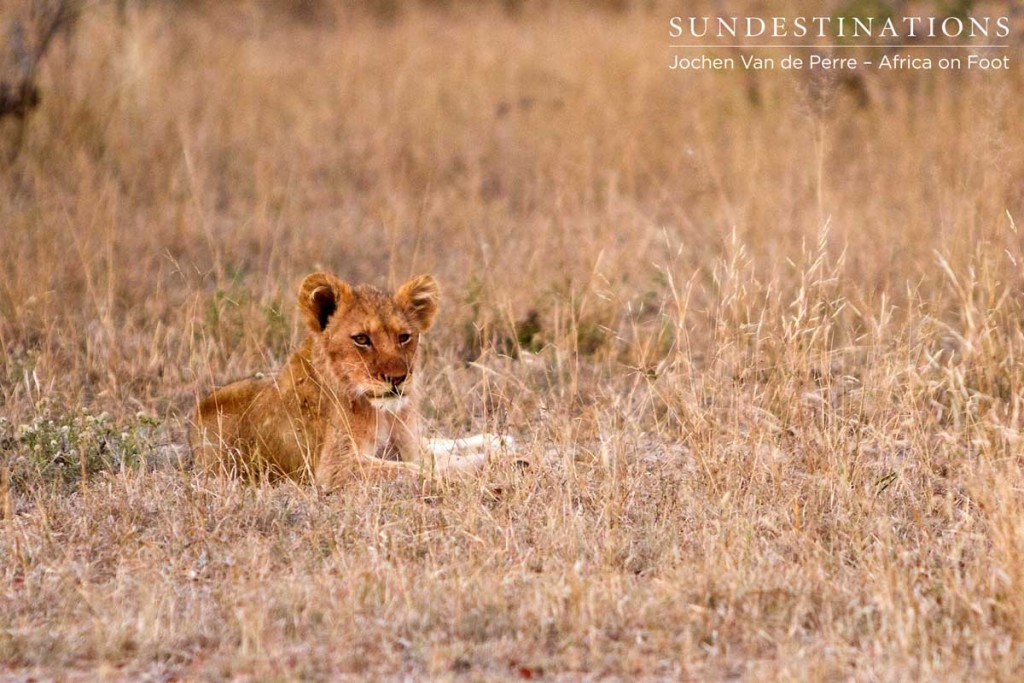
top-left (2, 1), bottom-right (1024, 679)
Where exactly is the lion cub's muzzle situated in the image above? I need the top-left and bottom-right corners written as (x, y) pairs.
top-left (368, 379), bottom-right (412, 413)
top-left (367, 372), bottom-right (411, 399)
top-left (385, 374), bottom-right (408, 396)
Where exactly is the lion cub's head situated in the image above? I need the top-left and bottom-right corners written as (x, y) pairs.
top-left (298, 272), bottom-right (439, 406)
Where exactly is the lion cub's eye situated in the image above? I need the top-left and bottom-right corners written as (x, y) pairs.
top-left (352, 333), bottom-right (372, 348)
top-left (397, 332), bottom-right (412, 345)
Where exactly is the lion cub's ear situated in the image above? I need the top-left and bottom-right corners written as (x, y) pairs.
top-left (298, 272), bottom-right (352, 333)
top-left (395, 275), bottom-right (440, 332)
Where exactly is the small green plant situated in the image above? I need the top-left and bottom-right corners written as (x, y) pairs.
top-left (1, 406), bottom-right (158, 490)
top-left (263, 299), bottom-right (291, 354)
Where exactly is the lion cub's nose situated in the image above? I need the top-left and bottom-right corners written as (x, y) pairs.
top-left (383, 374), bottom-right (408, 389)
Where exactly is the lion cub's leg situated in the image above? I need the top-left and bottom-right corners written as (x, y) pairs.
top-left (313, 421), bottom-right (505, 489)
top-left (314, 429), bottom-right (425, 489)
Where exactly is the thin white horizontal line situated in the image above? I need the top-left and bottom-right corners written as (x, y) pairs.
top-left (669, 44), bottom-right (1010, 48)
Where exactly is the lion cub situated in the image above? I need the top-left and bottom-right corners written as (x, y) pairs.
top-left (190, 272), bottom-right (490, 488)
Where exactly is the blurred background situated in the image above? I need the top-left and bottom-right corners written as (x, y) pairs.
top-left (1, 0), bottom-right (1019, 406)
top-left (0, 0), bottom-right (1021, 437)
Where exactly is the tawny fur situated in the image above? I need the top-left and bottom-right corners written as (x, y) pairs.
top-left (190, 273), bottom-right (487, 488)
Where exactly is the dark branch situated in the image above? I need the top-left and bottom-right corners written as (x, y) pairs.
top-left (0, 1), bottom-right (81, 121)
